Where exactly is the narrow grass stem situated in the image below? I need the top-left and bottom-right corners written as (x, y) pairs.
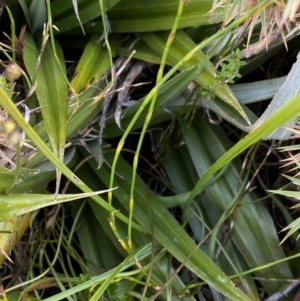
top-left (127, 0), bottom-right (186, 253)
top-left (5, 7), bottom-right (16, 63)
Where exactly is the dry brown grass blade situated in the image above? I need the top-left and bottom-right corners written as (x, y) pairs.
top-left (212, 0), bottom-right (300, 58)
top-left (282, 0), bottom-right (300, 23)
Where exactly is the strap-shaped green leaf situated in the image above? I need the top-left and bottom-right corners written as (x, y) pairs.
top-left (51, 0), bottom-right (121, 33)
top-left (0, 190), bottom-right (112, 221)
top-left (28, 0), bottom-right (47, 33)
top-left (71, 34), bottom-right (119, 93)
top-left (23, 33), bottom-right (67, 162)
top-left (51, 0), bottom-right (224, 34)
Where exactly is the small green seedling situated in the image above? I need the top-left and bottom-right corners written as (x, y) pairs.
top-left (0, 77), bottom-right (9, 91)
top-left (216, 48), bottom-right (247, 84)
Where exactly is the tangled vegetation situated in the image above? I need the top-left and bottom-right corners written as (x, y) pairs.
top-left (0, 0), bottom-right (300, 300)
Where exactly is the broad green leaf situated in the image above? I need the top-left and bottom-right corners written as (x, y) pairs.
top-left (0, 166), bottom-right (54, 194)
top-left (66, 87), bottom-right (105, 137)
top-left (71, 34), bottom-right (119, 93)
top-left (231, 76), bottom-right (287, 104)
top-left (20, 32), bottom-right (118, 168)
top-left (29, 0), bottom-right (47, 34)
top-left (23, 32), bottom-right (68, 164)
top-left (52, 0), bottom-right (225, 34)
top-left (0, 147), bottom-right (75, 193)
top-left (22, 84), bottom-right (107, 169)
top-left (158, 139), bottom-right (260, 298)
top-left (107, 0), bottom-right (224, 32)
top-left (51, 0), bottom-right (121, 33)
top-left (18, 0), bottom-right (32, 31)
top-left (23, 32), bottom-right (68, 194)
top-left (117, 42), bottom-right (163, 65)
top-left (71, 201), bottom-right (123, 270)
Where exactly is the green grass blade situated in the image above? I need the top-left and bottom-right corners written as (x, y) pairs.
top-left (23, 31), bottom-right (69, 194)
top-left (70, 34), bottom-right (119, 93)
top-left (51, 0), bottom-right (120, 33)
top-left (0, 191), bottom-right (112, 221)
top-left (41, 243), bottom-right (154, 301)
top-left (50, 0), bottom-right (223, 34)
top-left (107, 0), bottom-right (224, 32)
top-left (23, 32), bottom-right (68, 169)
top-left (126, 0), bottom-right (186, 253)
top-left (184, 114), bottom-right (292, 294)
top-left (87, 148), bottom-right (251, 301)
top-left (187, 93), bottom-right (300, 206)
